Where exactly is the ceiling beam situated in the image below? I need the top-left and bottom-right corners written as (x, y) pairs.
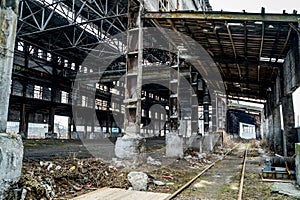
top-left (278, 26), bottom-right (292, 58)
top-left (225, 21), bottom-right (241, 79)
top-left (144, 11), bottom-right (300, 22)
top-left (213, 57), bottom-right (282, 67)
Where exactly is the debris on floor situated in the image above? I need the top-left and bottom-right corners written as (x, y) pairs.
top-left (147, 156), bottom-right (162, 166)
top-left (17, 158), bottom-right (129, 199)
top-left (127, 171), bottom-right (148, 191)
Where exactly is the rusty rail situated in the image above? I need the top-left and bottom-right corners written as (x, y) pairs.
top-left (165, 143), bottom-right (240, 200)
top-left (237, 146), bottom-right (248, 200)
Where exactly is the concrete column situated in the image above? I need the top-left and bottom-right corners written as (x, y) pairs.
top-left (25, 112), bottom-right (29, 134)
top-left (191, 94), bottom-right (198, 135)
top-left (72, 118), bottom-right (77, 132)
top-left (48, 107), bottom-right (55, 134)
top-left (282, 94), bottom-right (296, 156)
top-left (211, 96), bottom-right (217, 132)
top-left (91, 117), bottom-right (95, 133)
top-left (0, 134), bottom-right (23, 199)
top-left (295, 143), bottom-right (300, 185)
top-left (203, 86), bottom-right (210, 134)
top-left (19, 104), bottom-right (26, 133)
top-left (273, 106), bottom-right (282, 155)
top-left (83, 123), bottom-right (87, 139)
top-left (0, 1), bottom-right (19, 132)
top-left (67, 116), bottom-right (72, 139)
top-left (146, 108), bottom-right (149, 136)
top-left (106, 113), bottom-right (109, 134)
top-left (268, 114), bottom-right (274, 151)
top-left (100, 126), bottom-right (103, 137)
top-left (115, 0), bottom-right (145, 161)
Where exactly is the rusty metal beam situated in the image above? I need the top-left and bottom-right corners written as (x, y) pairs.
top-left (278, 26), bottom-right (292, 58)
top-left (289, 23), bottom-right (300, 33)
top-left (144, 11), bottom-right (300, 22)
top-left (226, 22), bottom-right (236, 59)
top-left (259, 22), bottom-right (265, 59)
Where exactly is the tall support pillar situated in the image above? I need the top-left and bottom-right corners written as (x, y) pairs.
top-left (115, 0), bottom-right (145, 160)
top-left (67, 116), bottom-right (72, 139)
top-left (91, 84), bottom-right (96, 134)
top-left (186, 67), bottom-right (198, 137)
top-left (48, 107), bottom-right (55, 134)
top-left (191, 91), bottom-right (198, 135)
top-left (0, 1), bottom-right (19, 132)
top-left (145, 108), bottom-right (149, 136)
top-left (49, 54), bottom-right (57, 136)
top-left (72, 118), bottom-right (77, 132)
top-left (211, 96), bottom-right (217, 132)
top-left (166, 49), bottom-right (183, 158)
top-left (268, 113), bottom-right (274, 151)
top-left (273, 106), bottom-right (282, 155)
top-left (83, 123), bottom-right (87, 139)
top-left (19, 104), bottom-right (26, 134)
top-left (282, 94), bottom-right (296, 156)
top-left (203, 86), bottom-right (210, 134)
top-left (106, 113), bottom-right (109, 134)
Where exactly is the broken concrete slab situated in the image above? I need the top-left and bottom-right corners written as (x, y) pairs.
top-left (188, 134), bottom-right (202, 151)
top-left (166, 132), bottom-right (183, 158)
top-left (0, 133), bottom-right (23, 199)
top-left (271, 182), bottom-right (300, 198)
top-left (200, 134), bottom-right (220, 153)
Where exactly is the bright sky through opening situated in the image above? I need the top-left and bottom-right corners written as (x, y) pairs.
top-left (210, 0), bottom-right (300, 13)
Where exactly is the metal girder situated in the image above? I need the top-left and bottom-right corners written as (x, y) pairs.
top-left (144, 11), bottom-right (300, 22)
top-left (17, 0), bottom-right (127, 55)
top-left (18, 0), bottom-right (126, 35)
top-left (213, 57), bottom-right (281, 67)
top-left (227, 95), bottom-right (266, 104)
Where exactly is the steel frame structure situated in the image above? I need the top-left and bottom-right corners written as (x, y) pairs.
top-left (17, 0), bottom-right (128, 60)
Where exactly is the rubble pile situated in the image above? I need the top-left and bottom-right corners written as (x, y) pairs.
top-left (18, 158), bottom-right (129, 199)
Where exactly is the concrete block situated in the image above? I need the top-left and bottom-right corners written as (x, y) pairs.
top-left (0, 133), bottom-right (23, 199)
top-left (295, 143), bottom-right (300, 185)
top-left (115, 137), bottom-right (145, 160)
top-left (127, 171), bottom-right (148, 191)
top-left (166, 132), bottom-right (183, 158)
top-left (200, 134), bottom-right (220, 153)
top-left (188, 134), bottom-right (202, 151)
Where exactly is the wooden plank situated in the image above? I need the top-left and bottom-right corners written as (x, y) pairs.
top-left (261, 178), bottom-right (295, 183)
top-left (72, 188), bottom-right (171, 200)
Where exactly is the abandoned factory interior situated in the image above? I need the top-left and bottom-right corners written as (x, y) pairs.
top-left (1, 0), bottom-right (300, 199)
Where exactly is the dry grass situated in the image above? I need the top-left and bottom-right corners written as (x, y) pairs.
top-left (222, 132), bottom-right (235, 148)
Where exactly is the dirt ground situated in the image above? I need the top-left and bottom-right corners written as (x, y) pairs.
top-left (175, 142), bottom-right (298, 200)
top-left (17, 138), bottom-right (300, 199)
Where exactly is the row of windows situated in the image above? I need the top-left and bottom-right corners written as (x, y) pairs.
top-left (16, 41), bottom-right (95, 73)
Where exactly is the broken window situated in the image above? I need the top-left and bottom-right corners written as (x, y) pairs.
top-left (34, 85), bottom-right (43, 99)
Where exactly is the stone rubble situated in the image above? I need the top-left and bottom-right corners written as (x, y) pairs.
top-left (147, 156), bottom-right (162, 166)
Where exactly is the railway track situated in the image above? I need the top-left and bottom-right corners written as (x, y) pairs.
top-left (166, 144), bottom-right (249, 200)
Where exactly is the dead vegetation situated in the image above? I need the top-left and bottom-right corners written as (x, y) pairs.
top-left (18, 158), bottom-right (129, 199)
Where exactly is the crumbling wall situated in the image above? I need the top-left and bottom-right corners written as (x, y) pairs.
top-left (0, 133), bottom-right (23, 200)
